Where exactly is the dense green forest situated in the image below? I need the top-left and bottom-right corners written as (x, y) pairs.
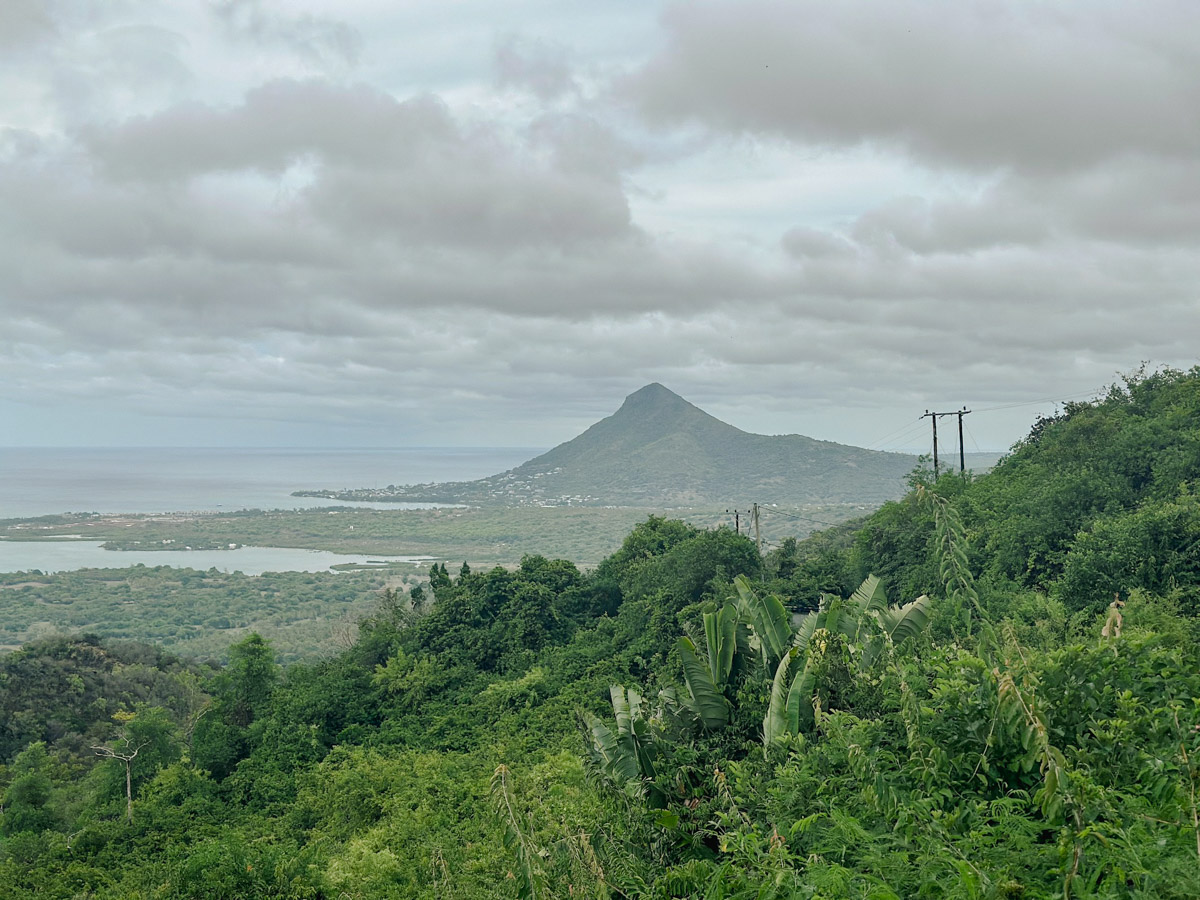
top-left (0, 566), bottom-right (402, 660)
top-left (3, 367), bottom-right (1200, 898)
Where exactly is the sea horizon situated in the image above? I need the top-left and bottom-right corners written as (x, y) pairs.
top-left (0, 446), bottom-right (544, 520)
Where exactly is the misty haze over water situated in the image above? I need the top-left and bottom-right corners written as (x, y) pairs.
top-left (0, 447), bottom-right (540, 519)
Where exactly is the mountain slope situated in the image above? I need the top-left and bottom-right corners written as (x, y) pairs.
top-left (299, 384), bottom-right (918, 507)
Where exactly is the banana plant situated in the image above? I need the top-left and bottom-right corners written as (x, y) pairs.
top-left (581, 685), bottom-right (664, 805)
top-left (762, 575), bottom-right (931, 751)
top-left (732, 574), bottom-right (792, 671)
top-left (792, 575), bottom-right (930, 667)
top-left (677, 604), bottom-right (737, 729)
top-left (762, 646), bottom-right (819, 744)
top-left (586, 575), bottom-right (933, 781)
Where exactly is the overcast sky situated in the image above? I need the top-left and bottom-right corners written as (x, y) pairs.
top-left (2, 0), bottom-right (1197, 452)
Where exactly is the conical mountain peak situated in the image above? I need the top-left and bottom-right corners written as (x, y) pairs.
top-left (499, 384), bottom-right (913, 506)
top-left (596, 383), bottom-right (740, 442)
top-left (315, 385), bottom-right (917, 507)
top-left (613, 383), bottom-right (707, 421)
top-left (622, 383), bottom-right (681, 404)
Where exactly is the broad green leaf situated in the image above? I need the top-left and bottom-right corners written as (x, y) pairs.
top-left (859, 633), bottom-right (887, 670)
top-left (849, 574), bottom-right (887, 615)
top-left (820, 596), bottom-right (849, 639)
top-left (787, 657), bottom-right (819, 733)
top-left (764, 647), bottom-right (799, 748)
top-left (609, 685), bottom-right (632, 736)
top-left (848, 574), bottom-right (887, 643)
top-left (872, 594), bottom-right (932, 646)
top-left (584, 714), bottom-right (639, 783)
top-left (703, 604), bottom-right (738, 687)
top-left (677, 636), bottom-right (729, 730)
top-left (654, 810), bottom-right (680, 829)
top-left (734, 575), bottom-right (792, 665)
top-left (656, 686), bottom-right (699, 734)
top-left (793, 611), bottom-right (820, 653)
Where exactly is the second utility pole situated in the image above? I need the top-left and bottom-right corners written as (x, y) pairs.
top-left (752, 502), bottom-right (762, 556)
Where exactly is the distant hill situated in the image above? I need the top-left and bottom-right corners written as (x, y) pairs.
top-left (297, 384), bottom-right (919, 507)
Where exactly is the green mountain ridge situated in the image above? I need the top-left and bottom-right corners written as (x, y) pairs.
top-left (297, 383), bottom-right (920, 507)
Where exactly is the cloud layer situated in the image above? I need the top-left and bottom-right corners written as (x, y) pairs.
top-left (1, 0), bottom-right (1197, 449)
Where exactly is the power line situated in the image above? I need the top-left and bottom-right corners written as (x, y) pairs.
top-left (963, 420), bottom-right (983, 454)
top-left (864, 416), bottom-right (927, 450)
top-left (870, 421), bottom-right (933, 452)
top-left (861, 388), bottom-right (1103, 453)
top-left (755, 505), bottom-right (843, 529)
top-left (970, 389), bottom-right (1102, 415)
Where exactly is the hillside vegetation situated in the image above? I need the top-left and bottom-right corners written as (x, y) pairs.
top-left (3, 366), bottom-right (1200, 899)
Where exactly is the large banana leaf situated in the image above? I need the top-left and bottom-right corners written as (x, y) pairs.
top-left (872, 594), bottom-right (932, 646)
top-left (792, 609), bottom-right (819, 653)
top-left (627, 687), bottom-right (644, 728)
top-left (583, 714), bottom-right (640, 784)
top-left (678, 636), bottom-right (729, 729)
top-left (763, 646), bottom-right (825, 749)
top-left (787, 657), bottom-right (819, 733)
top-left (820, 595), bottom-right (849, 639)
top-left (848, 574), bottom-right (887, 615)
top-left (734, 621), bottom-right (757, 669)
top-left (848, 575), bottom-right (887, 643)
top-left (859, 632), bottom-right (889, 671)
top-left (703, 604), bottom-right (738, 686)
top-left (763, 647), bottom-right (799, 746)
top-left (610, 684), bottom-right (633, 736)
top-left (734, 575), bottom-right (792, 665)
top-left (609, 685), bottom-right (657, 785)
top-left (656, 685), bottom-right (699, 736)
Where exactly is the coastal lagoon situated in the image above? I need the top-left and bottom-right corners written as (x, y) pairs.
top-left (0, 539), bottom-right (432, 575)
top-left (0, 446), bottom-right (541, 573)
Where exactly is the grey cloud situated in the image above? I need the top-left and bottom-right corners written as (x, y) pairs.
top-left (1027, 159), bottom-right (1200, 246)
top-left (303, 142), bottom-right (631, 250)
top-left (50, 21), bottom-right (194, 126)
top-left (83, 81), bottom-right (455, 179)
top-left (2, 0), bottom-right (1198, 451)
top-left (528, 113), bottom-right (642, 180)
top-left (847, 194), bottom-right (1051, 255)
top-left (845, 159), bottom-right (1200, 255)
top-left (0, 0), bottom-right (56, 51)
top-left (76, 78), bottom-right (636, 251)
top-left (213, 0), bottom-right (362, 70)
top-left (494, 35), bottom-right (577, 100)
top-left (782, 226), bottom-right (858, 259)
top-left (625, 0), bottom-right (1200, 172)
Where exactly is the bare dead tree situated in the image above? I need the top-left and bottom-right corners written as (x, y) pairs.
top-left (92, 736), bottom-right (149, 824)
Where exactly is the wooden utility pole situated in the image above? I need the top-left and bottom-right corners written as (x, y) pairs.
top-left (957, 407), bottom-right (969, 474)
top-left (726, 509), bottom-right (740, 534)
top-left (922, 410), bottom-right (940, 476)
top-left (922, 408), bottom-right (972, 475)
top-left (752, 502), bottom-right (765, 580)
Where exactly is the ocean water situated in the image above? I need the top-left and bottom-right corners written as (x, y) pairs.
top-left (0, 447), bottom-right (541, 574)
top-left (0, 447), bottom-right (540, 519)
